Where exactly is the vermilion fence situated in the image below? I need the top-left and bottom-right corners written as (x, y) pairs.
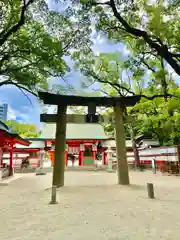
top-left (1, 146), bottom-right (180, 168)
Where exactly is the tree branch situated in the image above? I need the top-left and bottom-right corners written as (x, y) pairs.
top-left (170, 52), bottom-right (180, 59)
top-left (0, 0), bottom-right (35, 46)
top-left (141, 94), bottom-right (175, 100)
top-left (104, 26), bottom-right (126, 32)
top-left (61, 29), bottom-right (80, 53)
top-left (86, 69), bottom-right (136, 96)
top-left (0, 62), bottom-right (39, 75)
top-left (141, 58), bottom-right (155, 72)
top-left (90, 0), bottom-right (180, 76)
top-left (0, 54), bottom-right (10, 69)
top-left (16, 85), bottom-right (34, 107)
top-left (86, 69), bottom-right (176, 101)
top-left (109, 0), bottom-right (180, 75)
top-left (0, 80), bottom-right (38, 97)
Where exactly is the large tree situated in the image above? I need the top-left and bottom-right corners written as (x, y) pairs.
top-left (72, 50), bottom-right (177, 100)
top-left (79, 0), bottom-right (180, 76)
top-left (56, 0), bottom-right (180, 78)
top-left (4, 120), bottom-right (40, 138)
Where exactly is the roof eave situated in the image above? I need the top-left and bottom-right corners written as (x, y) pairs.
top-left (0, 129), bottom-right (31, 146)
top-left (24, 138), bottom-right (108, 141)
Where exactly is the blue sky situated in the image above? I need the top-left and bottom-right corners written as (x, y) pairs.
top-left (0, 1), bottom-right (127, 127)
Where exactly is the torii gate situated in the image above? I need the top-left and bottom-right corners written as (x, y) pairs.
top-left (38, 92), bottom-right (141, 187)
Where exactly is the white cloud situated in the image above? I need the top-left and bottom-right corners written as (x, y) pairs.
top-left (7, 106), bottom-right (17, 120)
top-left (45, 0), bottom-right (68, 12)
top-left (0, 85), bottom-right (41, 124)
top-left (7, 105), bottom-right (35, 123)
top-left (7, 105), bottom-right (36, 122)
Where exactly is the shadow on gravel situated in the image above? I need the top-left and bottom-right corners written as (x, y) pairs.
top-left (126, 184), bottom-right (146, 191)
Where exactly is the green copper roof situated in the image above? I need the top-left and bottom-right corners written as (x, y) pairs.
top-left (40, 123), bottom-right (108, 140)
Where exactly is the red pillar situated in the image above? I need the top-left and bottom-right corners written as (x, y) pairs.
top-left (9, 143), bottom-right (14, 176)
top-left (79, 151), bottom-right (84, 166)
top-left (104, 152), bottom-right (108, 165)
top-left (0, 148), bottom-right (3, 168)
top-left (92, 144), bottom-right (97, 165)
top-left (78, 152), bottom-right (81, 166)
top-left (79, 144), bottom-right (84, 166)
top-left (93, 151), bottom-right (96, 162)
top-left (102, 151), bottom-right (106, 165)
top-left (65, 151), bottom-right (68, 167)
top-left (65, 144), bottom-right (68, 167)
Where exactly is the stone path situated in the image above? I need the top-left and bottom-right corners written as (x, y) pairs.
top-left (0, 171), bottom-right (180, 239)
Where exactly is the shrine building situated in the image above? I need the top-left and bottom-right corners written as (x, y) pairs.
top-left (14, 123), bottom-right (109, 167)
top-left (0, 120), bottom-right (31, 176)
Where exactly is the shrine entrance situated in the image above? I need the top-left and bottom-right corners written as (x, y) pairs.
top-left (47, 137), bottom-right (106, 168)
top-left (38, 92), bottom-right (141, 187)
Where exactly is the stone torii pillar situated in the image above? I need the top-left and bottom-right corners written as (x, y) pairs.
top-left (114, 104), bottom-right (129, 185)
top-left (53, 104), bottom-right (67, 188)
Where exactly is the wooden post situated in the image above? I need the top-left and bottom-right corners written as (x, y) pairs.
top-left (147, 183), bottom-right (155, 199)
top-left (50, 185), bottom-right (58, 204)
top-left (114, 104), bottom-right (130, 185)
top-left (52, 104), bottom-right (67, 188)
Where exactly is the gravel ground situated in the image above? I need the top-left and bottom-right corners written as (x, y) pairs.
top-left (0, 171), bottom-right (180, 240)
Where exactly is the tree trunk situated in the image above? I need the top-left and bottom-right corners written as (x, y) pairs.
top-left (130, 126), bottom-right (140, 169)
top-left (161, 58), bottom-right (175, 144)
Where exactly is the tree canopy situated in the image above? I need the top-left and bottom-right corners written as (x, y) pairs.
top-left (0, 0), bottom-right (91, 95)
top-left (75, 0), bottom-right (180, 76)
top-left (4, 120), bottom-right (40, 138)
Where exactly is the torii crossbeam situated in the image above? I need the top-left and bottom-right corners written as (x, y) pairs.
top-left (38, 92), bottom-right (141, 187)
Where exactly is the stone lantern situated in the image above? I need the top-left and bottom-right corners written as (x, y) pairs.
top-left (36, 149), bottom-right (46, 175)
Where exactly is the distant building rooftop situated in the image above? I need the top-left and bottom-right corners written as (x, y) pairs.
top-left (40, 123), bottom-right (108, 140)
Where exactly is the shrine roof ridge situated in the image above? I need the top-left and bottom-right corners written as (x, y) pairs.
top-left (38, 92), bottom-right (141, 107)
